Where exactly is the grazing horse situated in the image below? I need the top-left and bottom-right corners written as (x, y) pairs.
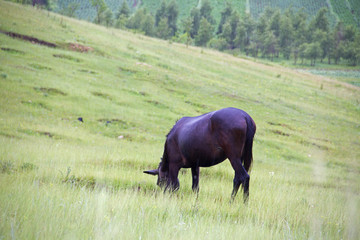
top-left (144, 107), bottom-right (256, 202)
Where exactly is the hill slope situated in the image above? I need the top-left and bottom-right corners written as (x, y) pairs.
top-left (0, 1), bottom-right (359, 239)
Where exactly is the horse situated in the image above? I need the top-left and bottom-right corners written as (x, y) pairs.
top-left (144, 107), bottom-right (256, 202)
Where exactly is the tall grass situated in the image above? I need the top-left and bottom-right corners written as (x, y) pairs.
top-left (0, 1), bottom-right (359, 239)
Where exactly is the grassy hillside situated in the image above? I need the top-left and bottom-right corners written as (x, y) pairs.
top-left (0, 1), bottom-right (359, 239)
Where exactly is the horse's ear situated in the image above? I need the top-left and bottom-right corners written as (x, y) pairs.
top-left (143, 169), bottom-right (159, 175)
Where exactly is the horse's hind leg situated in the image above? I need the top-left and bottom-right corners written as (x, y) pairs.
top-left (242, 175), bottom-right (250, 203)
top-left (229, 158), bottom-right (250, 203)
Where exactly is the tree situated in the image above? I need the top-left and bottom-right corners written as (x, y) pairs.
top-left (268, 9), bottom-right (281, 38)
top-left (279, 15), bottom-right (294, 59)
top-left (125, 8), bottom-right (154, 36)
top-left (234, 23), bottom-right (246, 50)
top-left (166, 0), bottom-right (179, 36)
top-left (217, 2), bottom-right (232, 34)
top-left (305, 42), bottom-right (322, 66)
top-left (115, 16), bottom-right (127, 29)
top-left (103, 8), bottom-right (113, 27)
top-left (313, 29), bottom-right (333, 63)
top-left (331, 41), bottom-right (344, 65)
top-left (292, 45), bottom-right (300, 65)
top-left (195, 18), bottom-right (213, 46)
top-left (299, 43), bottom-right (308, 64)
top-left (292, 10), bottom-right (308, 63)
top-left (190, 7), bottom-right (201, 38)
top-left (242, 13), bottom-right (255, 47)
top-left (142, 14), bottom-right (155, 37)
top-left (90, 0), bottom-right (107, 24)
top-left (116, 1), bottom-right (130, 19)
top-left (331, 21), bottom-right (345, 64)
top-left (127, 8), bottom-right (146, 30)
top-left (32, 0), bottom-right (54, 10)
top-left (182, 17), bottom-right (193, 47)
top-left (200, 0), bottom-right (215, 25)
top-left (308, 8), bottom-right (330, 44)
top-left (156, 18), bottom-right (171, 39)
top-left (246, 41), bottom-right (259, 57)
top-left (221, 10), bottom-right (240, 49)
top-left (155, 1), bottom-right (167, 26)
top-left (342, 30), bottom-right (360, 66)
top-left (155, 0), bottom-right (178, 37)
top-left (208, 37), bottom-right (228, 51)
top-left (221, 22), bottom-right (232, 46)
top-left (61, 2), bottom-right (79, 18)
top-left (325, 31), bottom-right (335, 64)
top-left (344, 25), bottom-right (356, 42)
top-left (311, 8), bottom-right (329, 32)
top-left (263, 31), bottom-right (278, 61)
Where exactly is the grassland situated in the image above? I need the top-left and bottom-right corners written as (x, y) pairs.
top-left (0, 1), bottom-right (359, 239)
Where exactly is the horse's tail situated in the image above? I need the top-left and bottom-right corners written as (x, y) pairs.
top-left (242, 114), bottom-right (256, 172)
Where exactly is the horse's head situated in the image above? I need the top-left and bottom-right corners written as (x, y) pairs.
top-left (144, 159), bottom-right (168, 187)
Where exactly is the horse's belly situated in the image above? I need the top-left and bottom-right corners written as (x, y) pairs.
top-left (182, 146), bottom-right (226, 167)
top-left (198, 156), bottom-right (226, 167)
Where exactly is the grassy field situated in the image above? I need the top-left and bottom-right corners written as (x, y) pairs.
top-left (0, 1), bottom-right (359, 239)
top-left (238, 55), bottom-right (360, 87)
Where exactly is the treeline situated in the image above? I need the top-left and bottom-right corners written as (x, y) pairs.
top-left (13, 0), bottom-right (360, 66)
top-left (99, 0), bottom-right (360, 66)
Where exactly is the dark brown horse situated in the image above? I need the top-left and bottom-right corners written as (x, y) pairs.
top-left (144, 107), bottom-right (256, 202)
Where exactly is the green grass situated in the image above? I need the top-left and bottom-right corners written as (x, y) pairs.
top-left (0, 1), bottom-right (359, 239)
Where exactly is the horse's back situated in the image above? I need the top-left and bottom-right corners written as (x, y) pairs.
top-left (210, 108), bottom-right (248, 132)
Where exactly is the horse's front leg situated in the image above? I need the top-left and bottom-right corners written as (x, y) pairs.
top-left (191, 166), bottom-right (200, 192)
top-left (166, 162), bottom-right (180, 191)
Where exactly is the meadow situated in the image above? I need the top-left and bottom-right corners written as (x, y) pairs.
top-left (0, 1), bottom-right (359, 239)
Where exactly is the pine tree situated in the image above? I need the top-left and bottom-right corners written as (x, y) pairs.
top-left (268, 9), bottom-right (281, 38)
top-left (279, 15), bottom-right (294, 59)
top-left (157, 18), bottom-right (171, 39)
top-left (155, 1), bottom-right (167, 26)
top-left (200, 0), bottom-right (215, 25)
top-left (127, 8), bottom-right (146, 30)
top-left (103, 8), bottom-right (113, 27)
top-left (190, 7), bottom-right (201, 38)
top-left (142, 14), bottom-right (155, 37)
top-left (195, 18), bottom-right (213, 46)
top-left (166, 0), bottom-right (179, 36)
top-left (221, 10), bottom-right (239, 49)
top-left (182, 17), bottom-right (193, 47)
top-left (311, 8), bottom-right (329, 33)
top-left (116, 1), bottom-right (130, 19)
top-left (217, 2), bottom-right (232, 34)
top-left (234, 23), bottom-right (246, 50)
top-left (263, 31), bottom-right (278, 60)
top-left (155, 0), bottom-right (178, 37)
